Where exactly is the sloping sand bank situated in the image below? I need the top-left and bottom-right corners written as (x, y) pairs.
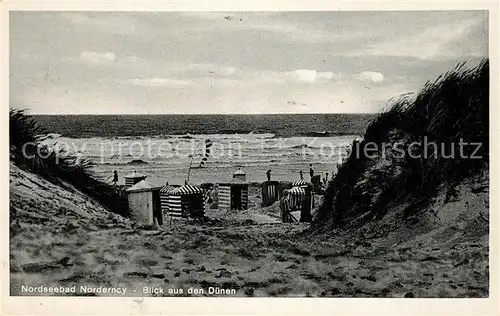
top-left (10, 164), bottom-right (488, 297)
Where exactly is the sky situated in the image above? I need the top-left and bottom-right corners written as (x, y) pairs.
top-left (9, 11), bottom-right (488, 115)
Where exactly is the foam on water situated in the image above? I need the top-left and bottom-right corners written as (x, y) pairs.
top-left (42, 133), bottom-right (359, 185)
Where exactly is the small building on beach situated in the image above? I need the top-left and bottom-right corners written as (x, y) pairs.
top-left (291, 179), bottom-right (309, 187)
top-left (284, 180), bottom-right (313, 222)
top-left (124, 171), bottom-right (148, 188)
top-left (217, 177), bottom-right (249, 211)
top-left (126, 180), bottom-right (163, 226)
top-left (159, 183), bottom-right (177, 215)
top-left (261, 180), bottom-right (280, 207)
top-left (289, 179), bottom-right (311, 209)
top-left (233, 168), bottom-right (246, 181)
top-left (160, 184), bottom-right (205, 219)
top-left (288, 185), bottom-right (307, 209)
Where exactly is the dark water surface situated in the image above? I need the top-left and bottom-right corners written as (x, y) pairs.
top-left (34, 114), bottom-right (374, 138)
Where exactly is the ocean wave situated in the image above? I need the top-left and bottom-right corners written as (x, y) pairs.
top-left (36, 133), bottom-right (62, 140)
top-left (128, 159), bottom-right (148, 165)
top-left (286, 144), bottom-right (321, 149)
top-left (72, 132), bottom-right (361, 141)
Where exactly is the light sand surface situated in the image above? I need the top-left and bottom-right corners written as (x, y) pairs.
top-left (9, 164), bottom-right (488, 297)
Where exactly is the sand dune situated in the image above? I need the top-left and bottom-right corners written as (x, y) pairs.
top-left (9, 163), bottom-right (488, 297)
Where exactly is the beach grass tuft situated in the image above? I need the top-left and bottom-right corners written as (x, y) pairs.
top-left (9, 108), bottom-right (128, 217)
top-left (314, 59), bottom-right (489, 230)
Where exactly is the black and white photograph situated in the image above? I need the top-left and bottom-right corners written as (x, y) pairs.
top-left (4, 4), bottom-right (495, 311)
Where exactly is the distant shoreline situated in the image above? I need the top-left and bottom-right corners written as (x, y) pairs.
top-left (30, 113), bottom-right (376, 116)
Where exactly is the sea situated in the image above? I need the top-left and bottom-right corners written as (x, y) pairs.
top-left (35, 114), bottom-right (374, 185)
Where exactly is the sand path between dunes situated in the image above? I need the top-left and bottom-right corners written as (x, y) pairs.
top-left (10, 219), bottom-right (488, 297)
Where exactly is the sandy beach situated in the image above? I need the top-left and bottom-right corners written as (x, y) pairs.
top-left (9, 163), bottom-right (488, 297)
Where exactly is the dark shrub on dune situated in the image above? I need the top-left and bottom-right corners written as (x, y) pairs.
top-left (9, 108), bottom-right (128, 217)
top-left (313, 59), bottom-right (489, 231)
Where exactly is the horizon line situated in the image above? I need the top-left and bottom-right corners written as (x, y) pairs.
top-left (29, 112), bottom-right (377, 116)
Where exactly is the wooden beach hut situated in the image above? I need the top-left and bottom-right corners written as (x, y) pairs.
top-left (159, 183), bottom-right (177, 215)
top-left (218, 178), bottom-right (249, 210)
top-left (161, 184), bottom-right (205, 219)
top-left (126, 180), bottom-right (163, 226)
top-left (124, 171), bottom-right (147, 188)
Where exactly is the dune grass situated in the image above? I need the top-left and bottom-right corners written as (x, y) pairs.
top-left (9, 108), bottom-right (128, 217)
top-left (314, 59), bottom-right (489, 229)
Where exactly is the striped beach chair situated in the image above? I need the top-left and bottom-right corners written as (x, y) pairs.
top-left (160, 184), bottom-right (205, 224)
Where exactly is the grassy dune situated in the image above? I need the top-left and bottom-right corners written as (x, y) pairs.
top-left (313, 60), bottom-right (489, 231)
top-left (9, 108), bottom-right (128, 217)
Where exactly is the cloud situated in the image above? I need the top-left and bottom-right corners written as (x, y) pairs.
top-left (124, 77), bottom-right (191, 88)
top-left (317, 71), bottom-right (337, 80)
top-left (12, 11), bottom-right (485, 115)
top-left (294, 69), bottom-right (318, 83)
top-left (248, 69), bottom-right (342, 86)
top-left (358, 71), bottom-right (385, 83)
top-left (293, 69), bottom-right (341, 83)
top-left (79, 51), bottom-right (116, 64)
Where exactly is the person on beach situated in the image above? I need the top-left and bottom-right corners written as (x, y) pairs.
top-left (205, 187), bottom-right (213, 204)
top-left (112, 170), bottom-right (118, 186)
top-left (299, 170), bottom-right (304, 180)
top-left (323, 172), bottom-right (329, 186)
top-left (266, 169), bottom-right (271, 182)
top-left (279, 189), bottom-right (291, 223)
top-left (309, 164), bottom-right (314, 180)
